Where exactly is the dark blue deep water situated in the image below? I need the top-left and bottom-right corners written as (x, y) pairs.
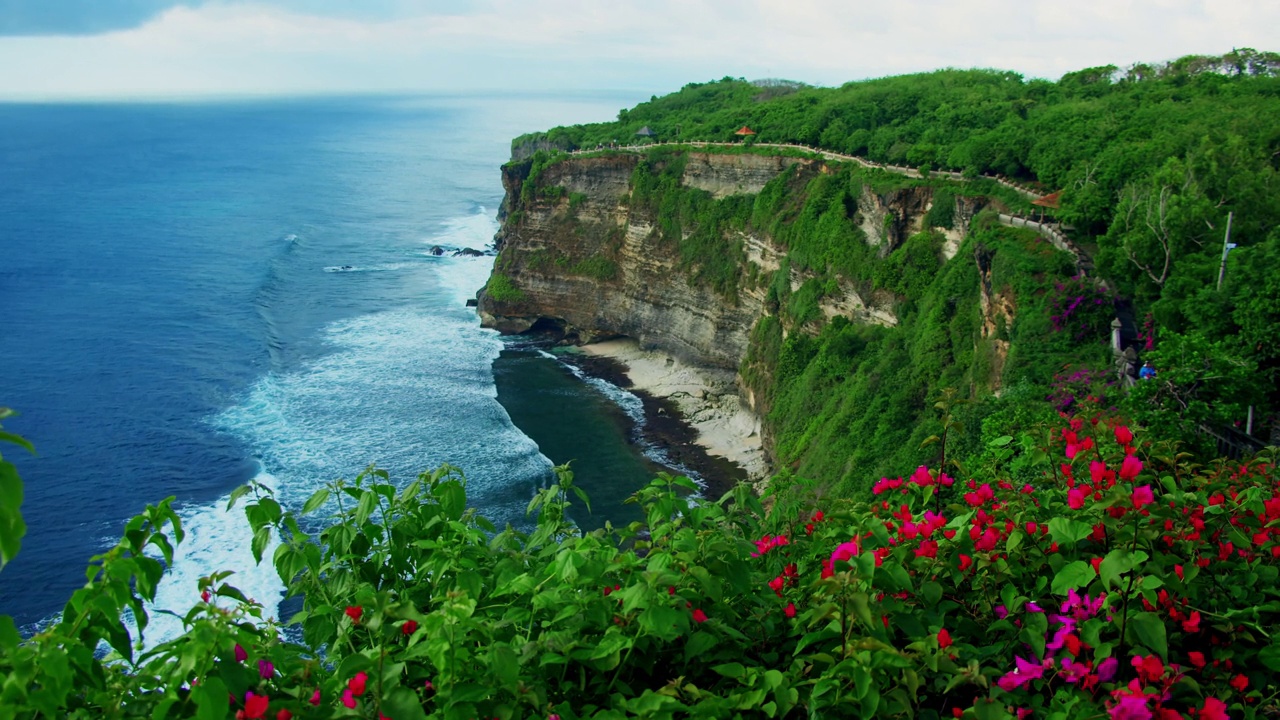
top-left (0, 94), bottom-right (664, 636)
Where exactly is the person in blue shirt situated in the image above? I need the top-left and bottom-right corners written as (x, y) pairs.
top-left (1139, 361), bottom-right (1157, 380)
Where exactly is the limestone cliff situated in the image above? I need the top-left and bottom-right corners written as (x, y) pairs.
top-left (478, 149), bottom-right (997, 477)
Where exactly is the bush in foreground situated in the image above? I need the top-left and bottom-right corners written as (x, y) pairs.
top-left (1, 408), bottom-right (1278, 719)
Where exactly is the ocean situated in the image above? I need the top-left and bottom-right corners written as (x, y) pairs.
top-left (0, 93), bottom-right (679, 638)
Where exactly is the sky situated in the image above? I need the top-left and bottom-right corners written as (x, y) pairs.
top-left (0, 0), bottom-right (1276, 100)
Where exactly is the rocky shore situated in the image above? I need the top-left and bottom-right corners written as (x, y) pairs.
top-left (569, 339), bottom-right (768, 488)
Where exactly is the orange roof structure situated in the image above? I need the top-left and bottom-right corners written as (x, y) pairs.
top-left (1032, 191), bottom-right (1062, 209)
top-left (734, 126), bottom-right (757, 136)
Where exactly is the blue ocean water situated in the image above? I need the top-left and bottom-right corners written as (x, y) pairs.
top-left (0, 93), bottom-right (659, 636)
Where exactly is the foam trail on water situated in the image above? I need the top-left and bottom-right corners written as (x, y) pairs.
top-left (541, 349), bottom-right (704, 487)
top-left (138, 209), bottom-right (550, 647)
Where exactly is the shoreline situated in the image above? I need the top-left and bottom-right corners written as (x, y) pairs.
top-left (567, 339), bottom-right (768, 490)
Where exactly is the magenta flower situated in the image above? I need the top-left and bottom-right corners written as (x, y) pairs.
top-left (1120, 455), bottom-right (1143, 481)
top-left (830, 541), bottom-right (860, 566)
top-left (1132, 485), bottom-right (1154, 508)
top-left (341, 689), bottom-right (356, 709)
top-left (1109, 694), bottom-right (1151, 720)
top-left (997, 655), bottom-right (1046, 691)
top-left (258, 658), bottom-right (274, 679)
top-left (234, 644), bottom-right (248, 663)
top-left (1096, 657), bottom-right (1119, 682)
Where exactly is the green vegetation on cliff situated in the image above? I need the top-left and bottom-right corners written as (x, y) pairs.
top-left (508, 51), bottom-right (1280, 492)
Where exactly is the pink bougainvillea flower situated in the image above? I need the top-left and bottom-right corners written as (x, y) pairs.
top-left (914, 540), bottom-right (938, 559)
top-left (938, 628), bottom-right (952, 649)
top-left (784, 602), bottom-right (796, 618)
top-left (830, 541), bottom-right (860, 565)
top-left (997, 655), bottom-right (1046, 691)
top-left (1110, 694), bottom-right (1151, 720)
top-left (1197, 698), bottom-right (1228, 720)
top-left (234, 644), bottom-right (248, 663)
top-left (309, 690), bottom-right (320, 706)
top-left (1096, 657), bottom-right (1119, 682)
top-left (1120, 455), bottom-right (1143, 481)
top-left (1132, 485), bottom-right (1155, 509)
top-left (244, 692), bottom-right (270, 720)
top-left (1115, 426), bottom-right (1133, 445)
top-left (258, 658), bottom-right (274, 679)
top-left (692, 608), bottom-right (708, 623)
top-left (1059, 657), bottom-right (1089, 684)
top-left (349, 671), bottom-right (368, 697)
top-left (344, 606), bottom-right (363, 623)
top-left (341, 689), bottom-right (356, 709)
top-left (994, 604), bottom-right (1008, 619)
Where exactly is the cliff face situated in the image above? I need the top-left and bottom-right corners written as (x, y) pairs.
top-left (478, 151), bottom-right (998, 480)
top-left (481, 152), bottom-right (976, 371)
top-left (482, 154), bottom-right (769, 370)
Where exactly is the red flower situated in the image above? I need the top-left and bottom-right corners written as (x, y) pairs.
top-left (692, 608), bottom-right (708, 623)
top-left (1115, 426), bottom-right (1133, 445)
top-left (1229, 674), bottom-right (1249, 692)
top-left (309, 690), bottom-right (320, 706)
top-left (1091, 557), bottom-right (1103, 575)
top-left (1182, 611), bottom-right (1200, 633)
top-left (1132, 654), bottom-right (1164, 683)
top-left (277, 711), bottom-right (293, 720)
top-left (1198, 698), bottom-right (1229, 720)
top-left (341, 689), bottom-right (356, 709)
top-left (244, 693), bottom-right (269, 720)
top-left (668, 586), bottom-right (676, 595)
top-left (1188, 651), bottom-right (1205, 669)
top-left (402, 619), bottom-right (418, 636)
top-left (234, 644), bottom-right (248, 663)
top-left (345, 606), bottom-right (363, 623)
top-left (784, 602), bottom-right (796, 618)
top-left (349, 671), bottom-right (368, 696)
top-left (201, 589), bottom-right (211, 603)
top-left (938, 628), bottom-right (952, 649)
top-left (958, 554), bottom-right (972, 571)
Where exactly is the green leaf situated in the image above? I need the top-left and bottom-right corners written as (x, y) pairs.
top-left (1047, 517), bottom-right (1093, 546)
top-left (251, 525), bottom-right (271, 565)
top-left (355, 490), bottom-right (378, 526)
top-left (225, 484), bottom-right (252, 511)
top-left (192, 676), bottom-right (229, 720)
top-left (989, 435), bottom-right (1014, 447)
top-left (1051, 561), bottom-right (1094, 595)
top-left (1127, 612), bottom-right (1168, 660)
top-left (713, 662), bottom-right (747, 679)
top-left (975, 698), bottom-right (1011, 720)
top-left (921, 581), bottom-right (942, 608)
top-left (0, 431), bottom-right (35, 455)
top-left (1099, 549), bottom-right (1148, 590)
top-left (1257, 643), bottom-right (1280, 672)
top-left (300, 488), bottom-right (330, 516)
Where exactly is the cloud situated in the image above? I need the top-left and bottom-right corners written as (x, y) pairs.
top-left (0, 0), bottom-right (1276, 99)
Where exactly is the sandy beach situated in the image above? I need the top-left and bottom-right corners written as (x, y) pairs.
top-left (577, 339), bottom-right (769, 483)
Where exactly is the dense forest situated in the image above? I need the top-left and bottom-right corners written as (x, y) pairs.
top-left (508, 49), bottom-right (1280, 491)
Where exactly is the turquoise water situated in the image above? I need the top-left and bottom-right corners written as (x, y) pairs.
top-left (0, 93), bottom-right (679, 635)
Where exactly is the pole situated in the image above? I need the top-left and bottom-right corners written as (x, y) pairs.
top-left (1247, 405), bottom-right (1254, 437)
top-left (1217, 211), bottom-right (1234, 291)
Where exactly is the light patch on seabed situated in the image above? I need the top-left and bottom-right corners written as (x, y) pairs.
top-left (136, 210), bottom-right (551, 647)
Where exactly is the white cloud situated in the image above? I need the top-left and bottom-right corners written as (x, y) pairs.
top-left (0, 0), bottom-right (1276, 99)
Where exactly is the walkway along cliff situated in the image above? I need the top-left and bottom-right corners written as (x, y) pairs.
top-left (478, 145), bottom-right (1109, 492)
